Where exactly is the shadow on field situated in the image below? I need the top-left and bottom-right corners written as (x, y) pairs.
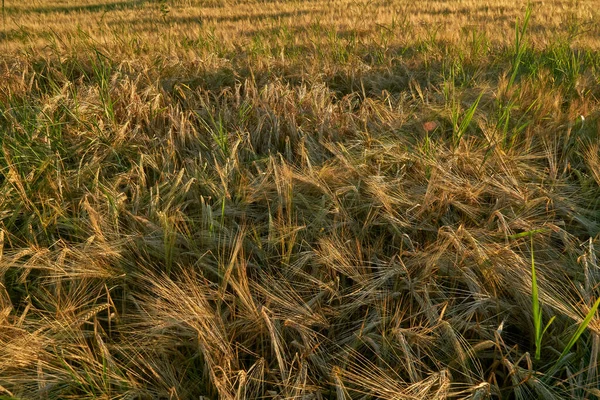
top-left (6, 0), bottom-right (146, 15)
top-left (0, 28), bottom-right (32, 42)
top-left (154, 48), bottom-right (425, 101)
top-left (422, 4), bottom-right (515, 17)
top-left (153, 41), bottom-right (478, 101)
top-left (104, 9), bottom-right (316, 29)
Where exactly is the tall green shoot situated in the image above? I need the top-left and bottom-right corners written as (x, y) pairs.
top-left (530, 234), bottom-right (556, 360)
top-left (451, 92), bottom-right (483, 149)
top-left (546, 293), bottom-right (600, 379)
top-left (527, 232), bottom-right (600, 373)
top-left (89, 50), bottom-right (115, 123)
top-left (508, 5), bottom-right (532, 90)
top-left (497, 5), bottom-right (531, 149)
top-left (556, 297), bottom-right (600, 363)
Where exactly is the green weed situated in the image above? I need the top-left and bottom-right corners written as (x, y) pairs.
top-left (529, 235), bottom-right (556, 360)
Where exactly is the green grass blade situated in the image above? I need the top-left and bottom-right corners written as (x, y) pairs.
top-left (541, 316), bottom-right (556, 339)
top-left (531, 235), bottom-right (542, 360)
top-left (454, 92), bottom-right (483, 148)
top-left (556, 296), bottom-right (600, 367)
top-left (507, 228), bottom-right (548, 240)
top-left (508, 5), bottom-right (532, 89)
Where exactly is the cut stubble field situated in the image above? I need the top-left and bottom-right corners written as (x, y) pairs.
top-left (1, 0), bottom-right (600, 398)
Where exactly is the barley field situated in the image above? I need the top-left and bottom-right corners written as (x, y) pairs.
top-left (1, 0), bottom-right (600, 398)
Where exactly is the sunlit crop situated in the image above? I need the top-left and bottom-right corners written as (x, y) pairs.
top-left (1, 0), bottom-right (600, 398)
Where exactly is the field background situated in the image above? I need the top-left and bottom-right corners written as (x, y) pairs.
top-left (1, 0), bottom-right (600, 399)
